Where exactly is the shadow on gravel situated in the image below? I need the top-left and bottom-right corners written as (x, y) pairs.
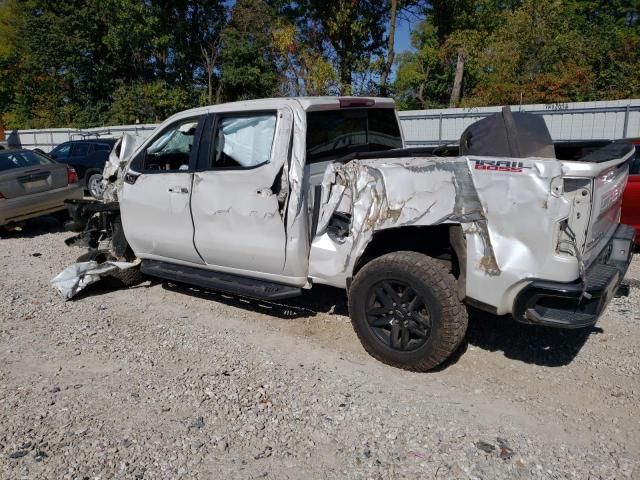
top-left (0, 215), bottom-right (67, 239)
top-left (161, 282), bottom-right (349, 320)
top-left (161, 281), bottom-right (596, 368)
top-left (463, 308), bottom-right (598, 367)
top-left (71, 280), bottom-right (160, 301)
top-left (623, 278), bottom-right (640, 289)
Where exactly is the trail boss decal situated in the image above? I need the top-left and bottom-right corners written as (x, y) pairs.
top-left (473, 159), bottom-right (532, 173)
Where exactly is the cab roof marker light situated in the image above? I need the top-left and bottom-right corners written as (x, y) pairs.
top-left (339, 98), bottom-right (375, 108)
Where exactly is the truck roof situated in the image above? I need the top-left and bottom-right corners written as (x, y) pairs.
top-left (167, 97), bottom-right (396, 123)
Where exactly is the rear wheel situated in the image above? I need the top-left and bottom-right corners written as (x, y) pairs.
top-left (87, 173), bottom-right (104, 199)
top-left (348, 251), bottom-right (468, 371)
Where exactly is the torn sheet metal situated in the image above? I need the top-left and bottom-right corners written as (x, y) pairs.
top-left (309, 157), bottom-right (483, 287)
top-left (51, 260), bottom-right (140, 300)
top-left (307, 154), bottom-right (585, 315)
top-left (101, 133), bottom-right (138, 202)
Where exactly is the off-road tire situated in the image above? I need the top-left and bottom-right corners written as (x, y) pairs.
top-left (348, 251), bottom-right (468, 371)
top-left (76, 249), bottom-right (145, 288)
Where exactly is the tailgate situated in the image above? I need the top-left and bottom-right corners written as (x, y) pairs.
top-left (561, 142), bottom-right (634, 265)
top-left (0, 151), bottom-right (68, 199)
top-left (586, 162), bottom-right (628, 257)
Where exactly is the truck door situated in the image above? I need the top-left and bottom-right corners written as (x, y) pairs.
top-left (119, 115), bottom-right (205, 265)
top-left (190, 108), bottom-right (305, 284)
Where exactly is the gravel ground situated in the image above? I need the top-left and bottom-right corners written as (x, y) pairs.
top-left (1, 217), bottom-right (639, 479)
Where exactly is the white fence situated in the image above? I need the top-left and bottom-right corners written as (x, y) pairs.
top-left (399, 99), bottom-right (640, 146)
top-left (4, 99), bottom-right (640, 151)
top-left (5, 124), bottom-right (158, 151)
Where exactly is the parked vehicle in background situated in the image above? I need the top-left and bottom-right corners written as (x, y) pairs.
top-left (0, 149), bottom-right (82, 228)
top-left (49, 139), bottom-right (117, 198)
top-left (621, 139), bottom-right (640, 246)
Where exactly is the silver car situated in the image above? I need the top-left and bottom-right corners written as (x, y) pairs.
top-left (0, 149), bottom-right (83, 227)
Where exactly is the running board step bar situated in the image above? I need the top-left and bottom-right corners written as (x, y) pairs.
top-left (140, 260), bottom-right (302, 300)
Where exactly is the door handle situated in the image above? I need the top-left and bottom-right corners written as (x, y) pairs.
top-left (168, 186), bottom-right (189, 194)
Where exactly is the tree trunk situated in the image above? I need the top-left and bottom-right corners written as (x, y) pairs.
top-left (449, 51), bottom-right (465, 107)
top-left (340, 58), bottom-right (352, 95)
top-left (379, 0), bottom-right (397, 96)
top-left (201, 42), bottom-right (219, 105)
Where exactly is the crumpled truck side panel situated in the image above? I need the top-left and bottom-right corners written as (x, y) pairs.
top-left (309, 158), bottom-right (468, 288)
top-left (465, 156), bottom-right (575, 313)
top-left (309, 156), bottom-right (580, 316)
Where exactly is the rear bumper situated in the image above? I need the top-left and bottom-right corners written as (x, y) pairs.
top-left (513, 224), bottom-right (635, 328)
top-left (0, 183), bottom-right (83, 225)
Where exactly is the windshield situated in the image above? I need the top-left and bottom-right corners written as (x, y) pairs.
top-left (306, 108), bottom-right (402, 163)
top-left (0, 150), bottom-right (55, 172)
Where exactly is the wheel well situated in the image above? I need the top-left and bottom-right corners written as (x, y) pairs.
top-left (352, 225), bottom-right (466, 296)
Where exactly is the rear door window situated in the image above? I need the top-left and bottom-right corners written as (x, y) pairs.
top-left (0, 150), bottom-right (55, 171)
top-left (51, 143), bottom-right (71, 159)
top-left (94, 143), bottom-right (113, 152)
top-left (210, 113), bottom-right (277, 169)
top-left (70, 143), bottom-right (92, 157)
top-left (306, 108), bottom-right (402, 163)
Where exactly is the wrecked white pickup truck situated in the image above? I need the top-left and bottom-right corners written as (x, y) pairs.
top-left (61, 97), bottom-right (635, 371)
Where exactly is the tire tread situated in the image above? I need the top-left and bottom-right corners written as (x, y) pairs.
top-left (348, 251), bottom-right (468, 371)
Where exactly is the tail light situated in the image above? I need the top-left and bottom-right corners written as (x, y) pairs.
top-left (67, 166), bottom-right (79, 184)
top-left (0, 191), bottom-right (4, 199)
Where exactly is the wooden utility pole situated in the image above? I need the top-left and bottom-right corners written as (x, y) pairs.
top-left (379, 0), bottom-right (398, 95)
top-left (201, 39), bottom-right (220, 105)
top-left (449, 50), bottom-right (465, 107)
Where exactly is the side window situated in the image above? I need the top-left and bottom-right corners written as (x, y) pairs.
top-left (141, 117), bottom-right (201, 172)
top-left (70, 143), bottom-right (91, 156)
top-left (51, 143), bottom-right (71, 158)
top-left (94, 143), bottom-right (112, 152)
top-left (211, 113), bottom-right (277, 169)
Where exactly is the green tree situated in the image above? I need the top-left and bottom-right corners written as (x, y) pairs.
top-left (109, 80), bottom-right (192, 124)
top-left (392, 21), bottom-right (454, 109)
top-left (0, 0), bottom-right (225, 128)
top-left (217, 0), bottom-right (280, 101)
top-left (301, 0), bottom-right (389, 94)
top-left (394, 0), bottom-right (640, 108)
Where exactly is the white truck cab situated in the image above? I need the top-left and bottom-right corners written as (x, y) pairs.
top-left (64, 97), bottom-right (635, 371)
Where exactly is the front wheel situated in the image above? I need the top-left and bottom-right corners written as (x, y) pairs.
top-left (87, 173), bottom-right (104, 199)
top-left (348, 251), bottom-right (468, 371)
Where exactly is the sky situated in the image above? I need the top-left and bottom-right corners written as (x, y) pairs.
top-left (394, 16), bottom-right (415, 54)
